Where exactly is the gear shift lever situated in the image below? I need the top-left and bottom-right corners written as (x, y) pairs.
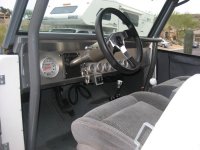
top-left (116, 80), bottom-right (123, 96)
top-left (110, 80), bottom-right (123, 100)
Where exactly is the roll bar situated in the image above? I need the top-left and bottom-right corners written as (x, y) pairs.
top-left (27, 0), bottom-right (49, 150)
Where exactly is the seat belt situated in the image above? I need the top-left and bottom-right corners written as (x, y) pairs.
top-left (134, 122), bottom-right (154, 150)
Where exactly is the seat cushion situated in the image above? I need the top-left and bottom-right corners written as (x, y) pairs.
top-left (71, 92), bottom-right (169, 150)
top-left (150, 76), bottom-right (189, 99)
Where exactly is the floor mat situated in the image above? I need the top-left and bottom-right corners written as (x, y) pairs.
top-left (29, 86), bottom-right (110, 150)
top-left (37, 132), bottom-right (76, 150)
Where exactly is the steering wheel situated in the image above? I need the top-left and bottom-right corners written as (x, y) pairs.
top-left (95, 8), bottom-right (143, 74)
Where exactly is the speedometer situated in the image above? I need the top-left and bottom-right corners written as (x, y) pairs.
top-left (40, 57), bottom-right (59, 78)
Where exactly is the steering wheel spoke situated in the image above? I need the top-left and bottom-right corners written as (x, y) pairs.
top-left (120, 47), bottom-right (137, 68)
top-left (127, 56), bottom-right (138, 68)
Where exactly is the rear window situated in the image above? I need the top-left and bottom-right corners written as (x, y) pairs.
top-left (97, 8), bottom-right (112, 21)
top-left (77, 31), bottom-right (89, 33)
top-left (50, 28), bottom-right (76, 33)
top-left (50, 6), bottom-right (78, 14)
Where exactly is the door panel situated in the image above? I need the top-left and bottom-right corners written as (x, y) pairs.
top-left (0, 55), bottom-right (25, 150)
top-left (157, 50), bottom-right (200, 83)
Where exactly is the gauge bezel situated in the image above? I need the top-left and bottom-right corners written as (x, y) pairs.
top-left (40, 57), bottom-right (59, 78)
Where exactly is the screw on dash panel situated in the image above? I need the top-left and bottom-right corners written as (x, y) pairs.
top-left (0, 75), bottom-right (5, 85)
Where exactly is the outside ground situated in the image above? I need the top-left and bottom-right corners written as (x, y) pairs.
top-left (0, 22), bottom-right (7, 46)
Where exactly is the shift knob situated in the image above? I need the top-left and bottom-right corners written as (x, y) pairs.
top-left (149, 78), bottom-right (157, 86)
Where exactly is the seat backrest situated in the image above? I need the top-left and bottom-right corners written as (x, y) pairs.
top-left (142, 74), bottom-right (200, 150)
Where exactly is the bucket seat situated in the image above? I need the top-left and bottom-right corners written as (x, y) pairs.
top-left (150, 76), bottom-right (189, 99)
top-left (71, 92), bottom-right (169, 150)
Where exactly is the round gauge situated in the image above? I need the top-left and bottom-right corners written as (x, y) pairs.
top-left (104, 62), bottom-right (111, 72)
top-left (96, 62), bottom-right (103, 73)
top-left (87, 64), bottom-right (95, 73)
top-left (40, 57), bottom-right (59, 78)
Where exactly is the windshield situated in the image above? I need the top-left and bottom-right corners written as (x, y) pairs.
top-left (19, 0), bottom-right (165, 36)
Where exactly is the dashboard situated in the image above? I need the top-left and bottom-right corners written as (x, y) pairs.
top-left (15, 34), bottom-right (151, 91)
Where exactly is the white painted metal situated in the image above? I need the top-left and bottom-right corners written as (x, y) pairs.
top-left (43, 0), bottom-right (155, 36)
top-left (0, 55), bottom-right (25, 150)
top-left (142, 74), bottom-right (200, 150)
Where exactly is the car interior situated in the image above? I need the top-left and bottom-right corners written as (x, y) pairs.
top-left (1, 0), bottom-right (200, 150)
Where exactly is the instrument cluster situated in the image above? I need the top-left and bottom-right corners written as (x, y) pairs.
top-left (81, 59), bottom-right (130, 75)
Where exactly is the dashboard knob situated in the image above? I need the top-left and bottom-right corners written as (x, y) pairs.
top-left (119, 59), bottom-right (129, 68)
top-left (122, 59), bottom-right (129, 68)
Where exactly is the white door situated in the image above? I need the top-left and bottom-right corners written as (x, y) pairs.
top-left (0, 55), bottom-right (25, 150)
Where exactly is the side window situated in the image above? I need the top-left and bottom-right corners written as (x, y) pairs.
top-left (102, 13), bottom-right (111, 21)
top-left (160, 1), bottom-right (200, 56)
top-left (123, 12), bottom-right (139, 27)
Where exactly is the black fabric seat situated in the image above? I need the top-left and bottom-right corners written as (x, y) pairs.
top-left (150, 76), bottom-right (189, 99)
top-left (71, 92), bottom-right (169, 150)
